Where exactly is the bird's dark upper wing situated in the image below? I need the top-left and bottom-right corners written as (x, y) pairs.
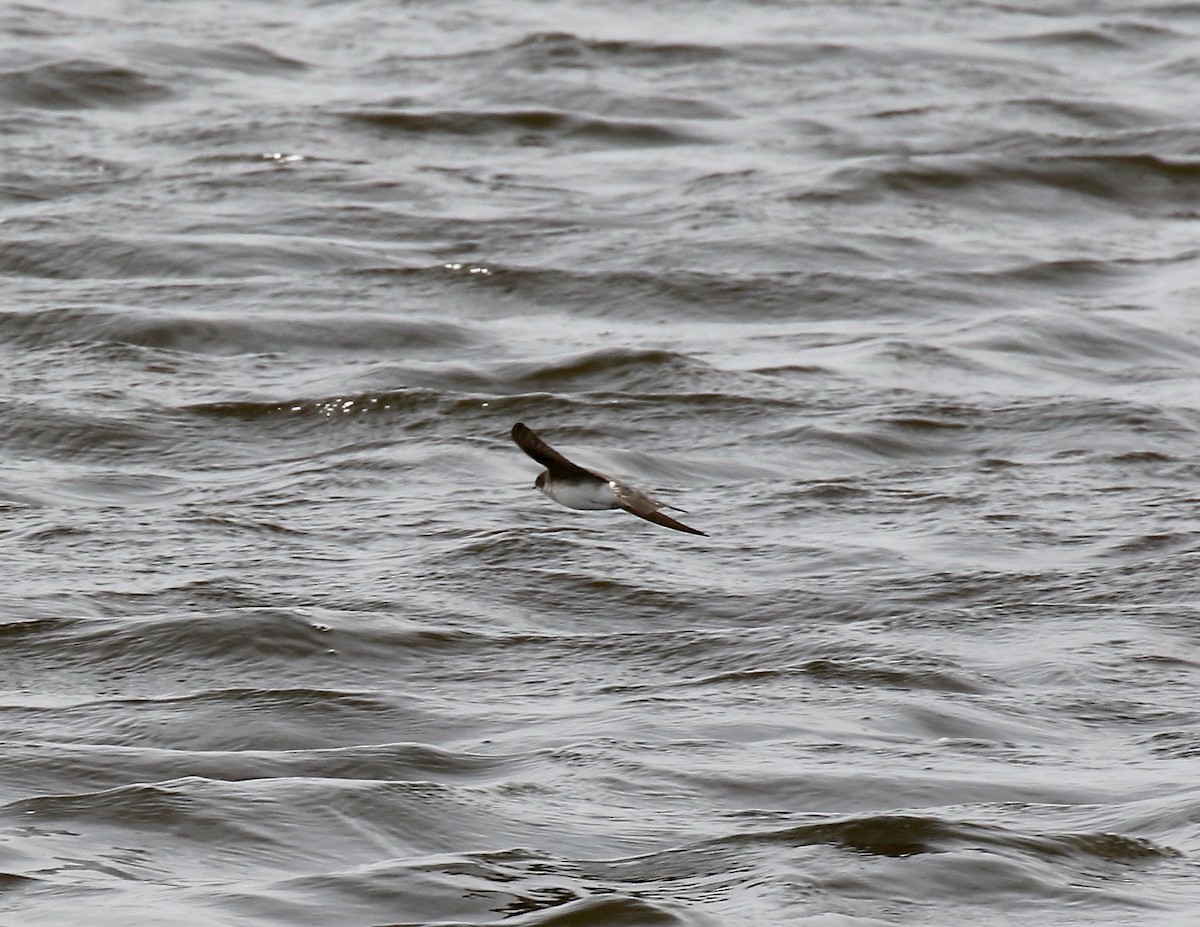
top-left (633, 507), bottom-right (708, 536)
top-left (511, 423), bottom-right (598, 480)
top-left (611, 481), bottom-right (708, 537)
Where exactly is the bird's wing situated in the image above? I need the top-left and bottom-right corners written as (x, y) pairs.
top-left (611, 481), bottom-right (708, 537)
top-left (511, 422), bottom-right (599, 480)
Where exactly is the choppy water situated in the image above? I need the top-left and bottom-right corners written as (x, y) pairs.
top-left (3, 1), bottom-right (1200, 924)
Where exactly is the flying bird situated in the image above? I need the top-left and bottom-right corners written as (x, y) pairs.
top-left (511, 422), bottom-right (707, 536)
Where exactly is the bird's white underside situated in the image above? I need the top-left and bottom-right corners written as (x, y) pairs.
top-left (541, 476), bottom-right (621, 510)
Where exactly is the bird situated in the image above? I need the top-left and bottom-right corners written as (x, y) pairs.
top-left (511, 422), bottom-right (707, 536)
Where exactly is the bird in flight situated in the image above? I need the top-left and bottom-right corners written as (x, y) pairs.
top-left (511, 422), bottom-right (708, 536)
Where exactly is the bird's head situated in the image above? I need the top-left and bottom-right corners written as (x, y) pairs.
top-left (534, 471), bottom-right (546, 492)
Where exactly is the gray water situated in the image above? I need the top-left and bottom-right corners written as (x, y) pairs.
top-left (2, 1), bottom-right (1199, 924)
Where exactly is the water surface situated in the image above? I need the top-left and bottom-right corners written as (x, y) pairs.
top-left (2, 1), bottom-right (1199, 924)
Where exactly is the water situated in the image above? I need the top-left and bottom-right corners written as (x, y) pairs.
top-left (3, 1), bottom-right (1199, 924)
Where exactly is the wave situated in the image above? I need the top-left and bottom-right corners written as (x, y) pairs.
top-left (726, 812), bottom-right (1178, 862)
top-left (0, 230), bottom-right (386, 279)
top-left (815, 146), bottom-right (1200, 213)
top-left (0, 58), bottom-right (169, 109)
top-left (988, 20), bottom-right (1184, 52)
top-left (0, 395), bottom-right (171, 464)
top-left (219, 810), bottom-right (1182, 924)
top-left (342, 106), bottom-right (705, 148)
top-left (358, 261), bottom-right (884, 324)
top-left (389, 28), bottom-right (815, 69)
top-left (0, 305), bottom-right (478, 354)
top-left (135, 40), bottom-right (309, 75)
top-left (1, 736), bottom-right (521, 798)
top-left (251, 851), bottom-right (700, 926)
